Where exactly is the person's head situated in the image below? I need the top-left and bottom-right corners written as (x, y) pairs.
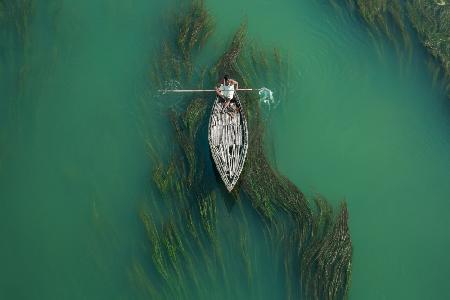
top-left (223, 74), bottom-right (229, 83)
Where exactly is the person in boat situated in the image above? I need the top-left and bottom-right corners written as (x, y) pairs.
top-left (215, 75), bottom-right (239, 113)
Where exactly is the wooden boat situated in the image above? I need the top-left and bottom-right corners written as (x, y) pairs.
top-left (208, 92), bottom-right (249, 191)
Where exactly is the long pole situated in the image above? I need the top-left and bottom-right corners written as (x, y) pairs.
top-left (158, 88), bottom-right (255, 93)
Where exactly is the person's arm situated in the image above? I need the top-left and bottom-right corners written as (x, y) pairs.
top-left (232, 79), bottom-right (239, 91)
top-left (215, 86), bottom-right (221, 97)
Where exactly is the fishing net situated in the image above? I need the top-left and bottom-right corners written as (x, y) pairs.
top-left (258, 87), bottom-right (277, 110)
top-left (154, 79), bottom-right (184, 110)
top-left (159, 79), bottom-right (181, 95)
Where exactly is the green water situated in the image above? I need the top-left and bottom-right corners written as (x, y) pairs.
top-left (1, 0), bottom-right (449, 299)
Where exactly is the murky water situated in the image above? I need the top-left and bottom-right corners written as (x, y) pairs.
top-left (1, 0), bottom-right (449, 299)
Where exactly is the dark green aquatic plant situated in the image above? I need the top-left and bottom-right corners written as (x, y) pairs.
top-left (140, 209), bottom-right (169, 281)
top-left (333, 0), bottom-right (411, 58)
top-left (138, 1), bottom-right (353, 299)
top-left (407, 0), bottom-right (450, 91)
top-left (199, 191), bottom-right (217, 244)
top-left (153, 0), bottom-right (214, 85)
top-left (233, 41), bottom-right (352, 297)
top-left (183, 97), bottom-right (208, 141)
top-left (331, 0), bottom-right (449, 97)
top-left (176, 0), bottom-right (213, 59)
top-left (239, 232), bottom-right (253, 285)
top-left (0, 0), bottom-right (36, 98)
top-left (0, 0), bottom-right (35, 45)
top-left (0, 0), bottom-right (61, 137)
top-left (170, 97), bottom-right (208, 188)
top-left (302, 200), bottom-right (352, 300)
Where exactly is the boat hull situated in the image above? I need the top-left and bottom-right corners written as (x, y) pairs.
top-left (208, 93), bottom-right (249, 191)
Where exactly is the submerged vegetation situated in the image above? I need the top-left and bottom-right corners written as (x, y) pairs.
top-left (0, 0), bottom-right (36, 99)
top-left (151, 0), bottom-right (214, 86)
top-left (0, 0), bottom-right (62, 121)
top-left (0, 0), bottom-right (35, 52)
top-left (330, 0), bottom-right (450, 97)
top-left (407, 0), bottom-right (450, 92)
top-left (135, 1), bottom-right (352, 299)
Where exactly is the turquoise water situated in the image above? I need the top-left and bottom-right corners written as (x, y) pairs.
top-left (1, 0), bottom-right (449, 299)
